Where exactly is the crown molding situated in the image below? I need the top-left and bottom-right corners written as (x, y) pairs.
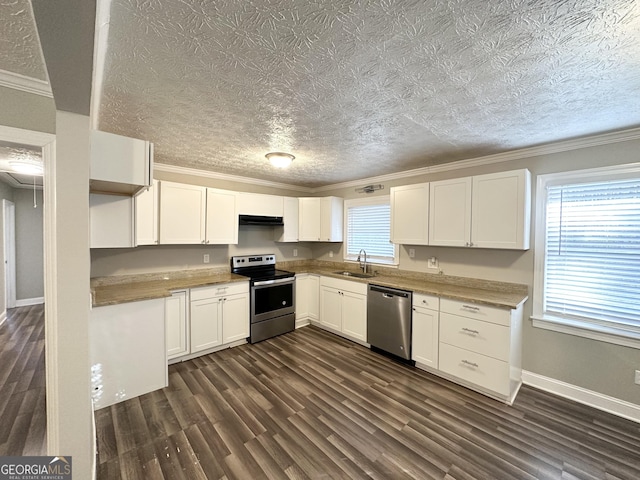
top-left (154, 163), bottom-right (313, 193)
top-left (314, 127), bottom-right (640, 192)
top-left (0, 69), bottom-right (52, 98)
top-left (155, 126), bottom-right (640, 193)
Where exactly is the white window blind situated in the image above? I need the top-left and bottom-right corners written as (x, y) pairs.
top-left (544, 178), bottom-right (640, 335)
top-left (344, 197), bottom-right (398, 265)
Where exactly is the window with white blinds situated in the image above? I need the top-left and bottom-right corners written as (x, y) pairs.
top-left (534, 166), bottom-right (640, 347)
top-left (344, 196), bottom-right (398, 265)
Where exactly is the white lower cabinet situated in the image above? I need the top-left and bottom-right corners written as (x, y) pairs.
top-left (90, 298), bottom-right (167, 409)
top-left (166, 290), bottom-right (189, 360)
top-left (167, 282), bottom-right (249, 361)
top-left (411, 293), bottom-right (439, 369)
top-left (318, 276), bottom-right (367, 343)
top-left (295, 274), bottom-right (319, 327)
top-left (437, 297), bottom-right (522, 403)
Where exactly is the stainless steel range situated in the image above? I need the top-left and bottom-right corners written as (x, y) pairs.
top-left (230, 254), bottom-right (295, 343)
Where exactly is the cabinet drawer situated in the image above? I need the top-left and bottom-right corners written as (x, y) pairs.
top-left (320, 276), bottom-right (367, 295)
top-left (190, 282), bottom-right (249, 301)
top-left (440, 298), bottom-right (511, 326)
top-left (440, 313), bottom-right (510, 361)
top-left (439, 343), bottom-right (510, 396)
top-left (413, 293), bottom-right (439, 311)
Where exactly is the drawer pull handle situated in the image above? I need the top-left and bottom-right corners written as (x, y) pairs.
top-left (461, 360), bottom-right (479, 368)
top-left (462, 305), bottom-right (480, 312)
top-left (461, 328), bottom-right (480, 335)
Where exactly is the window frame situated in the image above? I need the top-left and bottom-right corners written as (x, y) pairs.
top-left (343, 195), bottom-right (399, 267)
top-left (532, 162), bottom-right (640, 349)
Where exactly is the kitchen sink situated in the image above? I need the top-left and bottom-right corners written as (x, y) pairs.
top-left (333, 271), bottom-right (375, 279)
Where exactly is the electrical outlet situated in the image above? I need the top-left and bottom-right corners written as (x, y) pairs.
top-left (329, 251), bottom-right (334, 258)
top-left (409, 248), bottom-right (415, 258)
top-left (427, 256), bottom-right (439, 269)
top-left (293, 248), bottom-right (298, 257)
top-left (635, 370), bottom-right (640, 385)
top-left (203, 254), bottom-right (210, 264)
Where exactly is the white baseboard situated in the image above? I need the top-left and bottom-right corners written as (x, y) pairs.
top-left (0, 309), bottom-right (6, 327)
top-left (15, 297), bottom-right (45, 307)
top-left (522, 370), bottom-right (640, 424)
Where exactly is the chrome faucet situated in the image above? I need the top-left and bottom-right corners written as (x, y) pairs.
top-left (357, 249), bottom-right (368, 274)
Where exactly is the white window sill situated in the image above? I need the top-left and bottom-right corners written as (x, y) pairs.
top-left (531, 315), bottom-right (640, 350)
top-left (343, 259), bottom-right (399, 268)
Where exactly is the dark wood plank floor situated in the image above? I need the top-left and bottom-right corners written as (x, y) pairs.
top-left (0, 305), bottom-right (47, 456)
top-left (95, 325), bottom-right (640, 479)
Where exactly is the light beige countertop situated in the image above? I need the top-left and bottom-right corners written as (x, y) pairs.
top-left (280, 260), bottom-right (528, 310)
top-left (91, 268), bottom-right (248, 307)
top-left (91, 261), bottom-right (528, 310)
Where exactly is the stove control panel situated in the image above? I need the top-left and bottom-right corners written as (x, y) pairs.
top-left (231, 254), bottom-right (276, 269)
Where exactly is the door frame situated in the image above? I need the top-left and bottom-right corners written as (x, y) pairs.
top-left (0, 124), bottom-right (56, 450)
top-left (3, 199), bottom-right (16, 310)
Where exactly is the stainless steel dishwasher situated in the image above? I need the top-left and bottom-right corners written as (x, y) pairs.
top-left (367, 284), bottom-right (413, 360)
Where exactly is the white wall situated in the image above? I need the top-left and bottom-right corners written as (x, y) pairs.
top-left (14, 188), bottom-right (44, 302)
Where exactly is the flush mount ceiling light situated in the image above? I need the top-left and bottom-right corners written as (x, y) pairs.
top-left (265, 152), bottom-right (294, 169)
top-left (6, 148), bottom-right (43, 175)
top-left (9, 160), bottom-right (43, 175)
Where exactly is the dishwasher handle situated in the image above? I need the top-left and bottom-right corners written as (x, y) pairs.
top-left (369, 284), bottom-right (411, 298)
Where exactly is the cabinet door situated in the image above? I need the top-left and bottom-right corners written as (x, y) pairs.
top-left (275, 197), bottom-right (299, 242)
top-left (298, 198), bottom-right (321, 241)
top-left (320, 196), bottom-right (344, 242)
top-left (471, 169), bottom-right (531, 250)
top-left (429, 177), bottom-right (471, 247)
top-left (135, 179), bottom-right (159, 246)
top-left (222, 293), bottom-right (249, 344)
top-left (159, 182), bottom-right (206, 244)
top-left (295, 275), bottom-right (309, 321)
top-left (390, 183), bottom-right (429, 245)
top-left (90, 194), bottom-right (134, 248)
top-left (166, 290), bottom-right (188, 360)
top-left (412, 306), bottom-right (439, 369)
top-left (206, 188), bottom-right (238, 244)
top-left (190, 297), bottom-right (223, 353)
top-left (308, 275), bottom-right (320, 321)
top-left (319, 286), bottom-right (342, 330)
top-left (341, 291), bottom-right (367, 342)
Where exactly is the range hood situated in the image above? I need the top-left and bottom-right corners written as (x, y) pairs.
top-left (238, 214), bottom-right (284, 226)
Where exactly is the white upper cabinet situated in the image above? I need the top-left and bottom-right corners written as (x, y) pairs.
top-left (429, 177), bottom-right (472, 247)
top-left (206, 188), bottom-right (238, 245)
top-left (237, 193), bottom-right (283, 217)
top-left (159, 182), bottom-right (238, 245)
top-left (90, 130), bottom-right (153, 195)
top-left (299, 196), bottom-right (343, 242)
top-left (428, 169), bottom-right (531, 250)
top-left (90, 193), bottom-right (134, 248)
top-left (298, 198), bottom-right (321, 241)
top-left (471, 169), bottom-right (531, 250)
top-left (320, 196), bottom-right (343, 242)
top-left (159, 181), bottom-right (207, 244)
top-left (275, 196), bottom-right (299, 242)
top-left (135, 179), bottom-right (159, 246)
top-left (390, 183), bottom-right (429, 245)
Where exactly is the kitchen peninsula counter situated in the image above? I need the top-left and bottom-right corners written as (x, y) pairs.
top-left (91, 269), bottom-right (248, 307)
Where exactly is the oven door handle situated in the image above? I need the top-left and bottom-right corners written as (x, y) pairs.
top-left (253, 277), bottom-right (295, 286)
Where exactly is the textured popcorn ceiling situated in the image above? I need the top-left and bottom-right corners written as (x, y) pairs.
top-left (0, 0), bottom-right (48, 81)
top-left (96, 0), bottom-right (640, 187)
